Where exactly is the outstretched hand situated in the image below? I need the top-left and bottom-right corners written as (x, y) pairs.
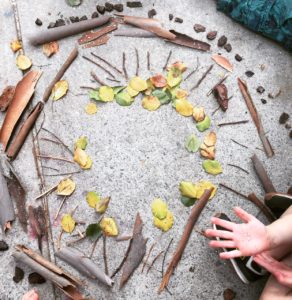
top-left (205, 207), bottom-right (272, 259)
top-left (22, 289), bottom-right (39, 300)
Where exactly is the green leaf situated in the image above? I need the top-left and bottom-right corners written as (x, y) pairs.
top-left (152, 89), bottom-right (171, 105)
top-left (185, 134), bottom-right (200, 153)
top-left (179, 181), bottom-right (198, 198)
top-left (66, 0), bottom-right (81, 6)
top-left (151, 198), bottom-right (168, 220)
top-left (196, 115), bottom-right (211, 132)
top-left (89, 89), bottom-right (101, 101)
top-left (86, 223), bottom-right (102, 241)
top-left (86, 191), bottom-right (100, 208)
top-left (180, 196), bottom-right (196, 207)
top-left (113, 86), bottom-right (126, 95)
top-left (202, 160), bottom-right (223, 175)
top-left (115, 91), bottom-right (134, 106)
top-left (75, 136), bottom-right (88, 150)
top-left (167, 68), bottom-right (182, 88)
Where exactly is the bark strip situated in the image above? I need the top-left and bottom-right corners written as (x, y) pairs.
top-left (114, 26), bottom-right (156, 38)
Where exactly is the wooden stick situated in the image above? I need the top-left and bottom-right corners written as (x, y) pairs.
top-left (54, 196), bottom-right (67, 220)
top-left (230, 138), bottom-right (248, 149)
top-left (161, 238), bottom-right (173, 277)
top-left (90, 71), bottom-right (106, 86)
top-left (91, 52), bottom-right (123, 75)
top-left (106, 77), bottom-right (121, 83)
top-left (238, 78), bottom-right (274, 157)
top-left (191, 65), bottom-right (214, 91)
top-left (142, 242), bottom-right (156, 273)
top-left (147, 51), bottom-right (150, 70)
top-left (207, 73), bottom-right (229, 96)
top-left (122, 52), bottom-right (128, 80)
top-left (37, 155), bottom-right (75, 164)
top-left (158, 189), bottom-right (213, 293)
top-left (83, 55), bottom-right (116, 79)
top-left (218, 120), bottom-right (249, 127)
top-left (103, 236), bottom-right (109, 275)
top-left (227, 164), bottom-right (249, 174)
top-left (147, 251), bottom-right (164, 274)
top-left (34, 182), bottom-right (58, 200)
top-left (163, 50), bottom-right (172, 70)
top-left (135, 48), bottom-right (139, 76)
top-left (184, 57), bottom-right (200, 81)
top-left (44, 170), bottom-right (81, 177)
top-left (219, 183), bottom-right (248, 199)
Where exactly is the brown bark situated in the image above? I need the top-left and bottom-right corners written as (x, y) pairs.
top-left (114, 26), bottom-right (156, 38)
top-left (0, 86), bottom-right (15, 111)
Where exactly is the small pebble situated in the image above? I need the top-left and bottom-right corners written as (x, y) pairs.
top-left (127, 1), bottom-right (142, 8)
top-left (189, 266), bottom-right (195, 272)
top-left (148, 9), bottom-right (157, 18)
top-left (218, 35), bottom-right (227, 47)
top-left (279, 112), bottom-right (289, 124)
top-left (169, 14), bottom-right (173, 21)
top-left (55, 19), bottom-right (65, 27)
top-left (0, 240), bottom-right (8, 251)
top-left (80, 15), bottom-right (88, 21)
top-left (69, 16), bottom-right (79, 23)
top-left (28, 272), bottom-right (46, 284)
top-left (105, 2), bottom-right (114, 12)
top-left (245, 70), bottom-right (254, 77)
top-left (224, 43), bottom-right (232, 52)
top-left (235, 54), bottom-right (243, 61)
top-left (285, 123), bottom-right (291, 129)
top-left (96, 5), bottom-right (105, 14)
top-left (35, 18), bottom-right (42, 26)
top-left (193, 24), bottom-right (206, 33)
top-left (13, 267), bottom-right (24, 283)
top-left (114, 4), bottom-right (123, 12)
top-left (47, 22), bottom-right (55, 29)
top-left (257, 86), bottom-right (265, 94)
top-left (174, 17), bottom-right (183, 23)
top-left (261, 99), bottom-right (267, 104)
top-left (91, 12), bottom-right (99, 18)
top-left (207, 31), bottom-right (217, 40)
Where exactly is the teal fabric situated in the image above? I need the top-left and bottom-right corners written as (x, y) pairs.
top-left (217, 0), bottom-right (292, 51)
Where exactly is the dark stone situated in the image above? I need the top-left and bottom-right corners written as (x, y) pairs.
top-left (189, 266), bottom-right (195, 272)
top-left (235, 54), bottom-right (243, 61)
top-left (55, 19), bottom-right (65, 27)
top-left (96, 5), bottom-right (105, 14)
top-left (245, 70), bottom-right (254, 77)
top-left (223, 288), bottom-right (236, 300)
top-left (105, 2), bottom-right (114, 12)
top-left (69, 16), bottom-right (79, 23)
top-left (224, 43), bottom-right (232, 52)
top-left (0, 240), bottom-right (9, 251)
top-left (261, 98), bottom-right (267, 104)
top-left (13, 267), bottom-right (24, 283)
top-left (148, 9), bottom-right (157, 18)
top-left (285, 123), bottom-right (291, 129)
top-left (47, 22), bottom-right (56, 29)
top-left (91, 12), bottom-right (99, 18)
top-left (257, 86), bottom-right (265, 94)
top-left (80, 15), bottom-right (88, 21)
top-left (207, 31), bottom-right (217, 40)
top-left (193, 23), bottom-right (206, 33)
top-left (126, 1), bottom-right (142, 8)
top-left (174, 17), bottom-right (183, 23)
top-left (114, 4), bottom-right (124, 12)
top-left (217, 35), bottom-right (227, 47)
top-left (35, 18), bottom-right (43, 26)
top-left (28, 272), bottom-right (46, 284)
top-left (169, 14), bottom-right (173, 21)
top-left (279, 112), bottom-right (289, 124)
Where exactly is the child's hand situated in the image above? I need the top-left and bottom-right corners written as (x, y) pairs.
top-left (22, 289), bottom-right (39, 300)
top-left (205, 207), bottom-right (272, 259)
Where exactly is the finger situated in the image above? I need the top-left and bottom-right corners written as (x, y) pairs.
top-left (209, 240), bottom-right (236, 248)
top-left (234, 207), bottom-right (253, 223)
top-left (219, 249), bottom-right (242, 259)
top-left (211, 217), bottom-right (234, 231)
top-left (205, 229), bottom-right (234, 240)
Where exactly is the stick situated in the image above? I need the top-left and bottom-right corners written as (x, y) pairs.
top-left (142, 242), bottom-right (156, 273)
top-left (103, 236), bottom-right (109, 275)
top-left (42, 166), bottom-right (60, 172)
top-left (211, 106), bottom-right (221, 116)
top-left (34, 182), bottom-right (59, 201)
top-left (54, 196), bottom-right (67, 221)
top-left (106, 77), bottom-right (121, 83)
top-left (90, 71), bottom-right (106, 86)
top-left (190, 65), bottom-right (214, 91)
top-left (91, 53), bottom-right (123, 75)
top-left (207, 73), bottom-right (229, 96)
top-left (122, 52), bottom-right (128, 80)
top-left (238, 78), bottom-right (274, 158)
top-left (147, 51), bottom-right (150, 71)
top-left (251, 154), bottom-right (276, 193)
top-left (163, 50), bottom-right (172, 71)
top-left (159, 189), bottom-right (213, 293)
top-left (80, 85), bottom-right (96, 90)
top-left (227, 164), bottom-right (249, 174)
top-left (218, 120), bottom-right (249, 127)
top-left (135, 48), bottom-right (139, 76)
top-left (44, 170), bottom-right (81, 177)
top-left (184, 57), bottom-right (200, 81)
top-left (230, 139), bottom-right (248, 149)
top-left (37, 155), bottom-right (75, 164)
top-left (83, 55), bottom-right (116, 79)
top-left (147, 251), bottom-right (164, 274)
top-left (161, 238), bottom-right (173, 277)
top-left (66, 236), bottom-right (86, 246)
top-left (219, 183), bottom-right (248, 199)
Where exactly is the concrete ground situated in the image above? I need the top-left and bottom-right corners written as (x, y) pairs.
top-left (0, 0), bottom-right (291, 299)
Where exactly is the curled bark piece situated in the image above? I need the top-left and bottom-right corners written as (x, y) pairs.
top-left (212, 54), bottom-right (233, 72)
top-left (120, 213), bottom-right (147, 288)
top-left (13, 245), bottom-right (83, 299)
top-left (0, 70), bottom-right (42, 150)
top-left (159, 189), bottom-right (213, 293)
top-left (117, 14), bottom-right (176, 40)
top-left (114, 26), bottom-right (156, 37)
top-left (0, 86), bottom-right (15, 111)
top-left (55, 247), bottom-right (114, 287)
top-left (213, 84), bottom-right (228, 111)
top-left (82, 34), bottom-right (110, 49)
top-left (251, 154), bottom-right (276, 193)
top-left (238, 78), bottom-right (274, 158)
top-left (28, 206), bottom-right (46, 252)
top-left (166, 30), bottom-right (210, 52)
top-left (29, 16), bottom-right (110, 45)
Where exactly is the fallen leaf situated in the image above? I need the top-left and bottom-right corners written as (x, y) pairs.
top-left (10, 40), bottom-right (22, 52)
top-left (150, 74), bottom-right (167, 88)
top-left (73, 148), bottom-right (88, 167)
top-left (99, 86), bottom-right (114, 102)
top-left (126, 85), bottom-right (139, 97)
top-left (200, 131), bottom-right (216, 159)
top-left (66, 0), bottom-right (81, 6)
top-left (142, 95), bottom-right (161, 111)
top-left (212, 54), bottom-right (233, 72)
top-left (196, 115), bottom-right (211, 132)
top-left (115, 91), bottom-right (134, 106)
top-left (167, 61), bottom-right (187, 73)
top-left (113, 86), bottom-right (126, 95)
top-left (61, 214), bottom-right (76, 233)
top-left (175, 98), bottom-right (193, 116)
top-left (86, 191), bottom-right (100, 208)
top-left (202, 160), bottom-right (222, 175)
top-left (16, 55), bottom-right (32, 71)
top-left (51, 80), bottom-right (68, 101)
top-left (100, 217), bottom-right (118, 236)
top-left (129, 77), bottom-right (147, 92)
top-left (57, 178), bottom-right (76, 196)
top-left (96, 197), bottom-right (110, 213)
top-left (193, 106), bottom-right (205, 122)
top-left (179, 181), bottom-right (199, 198)
top-left (166, 67), bottom-right (182, 87)
top-left (86, 223), bottom-right (102, 241)
top-left (195, 180), bottom-right (217, 199)
top-left (185, 134), bottom-right (200, 153)
top-left (151, 198), bottom-right (167, 220)
top-left (74, 136), bottom-right (88, 150)
top-left (89, 89), bottom-right (100, 101)
top-left (42, 41), bottom-right (59, 57)
top-left (204, 131), bottom-right (216, 147)
top-left (85, 102), bottom-right (98, 114)
top-left (175, 89), bottom-right (188, 99)
top-left (152, 89), bottom-right (171, 105)
top-left (153, 210), bottom-right (174, 232)
top-left (180, 196), bottom-right (196, 207)
top-left (0, 86), bottom-right (15, 112)
top-left (81, 155), bottom-right (93, 170)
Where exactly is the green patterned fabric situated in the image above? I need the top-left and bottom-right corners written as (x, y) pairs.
top-left (217, 0), bottom-right (292, 51)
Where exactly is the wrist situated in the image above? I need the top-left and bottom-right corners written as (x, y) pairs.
top-left (266, 224), bottom-right (278, 250)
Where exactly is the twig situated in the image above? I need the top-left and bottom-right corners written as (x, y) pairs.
top-left (191, 65), bottom-right (214, 91)
top-left (66, 236), bottom-right (86, 246)
top-left (256, 147), bottom-right (265, 152)
top-left (184, 57), bottom-right (200, 81)
top-left (142, 242), bottom-right (156, 273)
top-left (56, 230), bottom-right (63, 250)
top-left (42, 166), bottom-right (60, 172)
top-left (79, 85), bottom-right (96, 90)
top-left (163, 50), bottom-right (172, 70)
top-left (161, 238), bottom-right (173, 277)
top-left (219, 183), bottom-right (249, 200)
top-left (83, 55), bottom-right (116, 79)
top-left (89, 236), bottom-right (101, 258)
top-left (106, 77), bottom-right (121, 83)
top-left (218, 120), bottom-right (249, 127)
top-left (230, 139), bottom-right (248, 149)
top-left (37, 155), bottom-right (75, 164)
top-left (44, 170), bottom-right (81, 177)
top-left (40, 137), bottom-right (66, 147)
top-left (122, 52), bottom-right (128, 80)
top-left (147, 251), bottom-right (164, 274)
top-left (194, 227), bottom-right (211, 240)
top-left (34, 182), bottom-right (59, 200)
top-left (91, 53), bottom-right (123, 75)
top-left (103, 236), bottom-right (109, 275)
top-left (147, 51), bottom-right (150, 71)
top-left (54, 196), bottom-right (67, 220)
top-left (34, 112), bottom-right (46, 140)
top-left (227, 164), bottom-right (249, 174)
top-left (90, 71), bottom-right (106, 86)
top-left (207, 73), bottom-right (229, 96)
top-left (212, 106), bottom-right (220, 116)
top-left (135, 48), bottom-right (139, 76)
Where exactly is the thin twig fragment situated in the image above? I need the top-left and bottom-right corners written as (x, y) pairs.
top-left (184, 57), bottom-right (200, 81)
top-left (190, 65), bottom-right (214, 91)
top-left (147, 51), bottom-right (150, 70)
top-left (227, 164), bottom-right (249, 174)
top-left (163, 50), bottom-right (172, 70)
top-left (83, 55), bottom-right (116, 79)
top-left (122, 52), bottom-right (128, 80)
top-left (218, 120), bottom-right (249, 127)
top-left (147, 251), bottom-right (164, 274)
top-left (135, 48), bottom-right (139, 76)
top-left (90, 71), bottom-right (107, 86)
top-left (230, 139), bottom-right (248, 149)
top-left (91, 52), bottom-right (123, 75)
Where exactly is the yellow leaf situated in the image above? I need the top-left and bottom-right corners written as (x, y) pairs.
top-left (195, 180), bottom-right (217, 199)
top-left (51, 80), bottom-right (68, 101)
top-left (86, 191), bottom-right (100, 208)
top-left (74, 136), bottom-right (87, 150)
top-left (73, 148), bottom-right (88, 167)
top-left (85, 102), bottom-right (98, 115)
top-left (193, 106), bottom-right (205, 122)
top-left (175, 89), bottom-right (188, 99)
top-left (129, 77), bottom-right (147, 92)
top-left (166, 68), bottom-right (182, 87)
top-left (96, 196), bottom-right (110, 213)
top-left (81, 155), bottom-right (93, 170)
top-left (99, 86), bottom-right (114, 102)
top-left (167, 61), bottom-right (187, 73)
top-left (61, 214), bottom-right (76, 233)
top-left (154, 210), bottom-right (174, 232)
top-left (175, 98), bottom-right (193, 116)
top-left (179, 181), bottom-right (199, 198)
top-left (203, 131), bottom-right (217, 147)
top-left (10, 40), bottom-right (22, 52)
top-left (42, 41), bottom-right (59, 57)
top-left (126, 85), bottom-right (139, 97)
top-left (142, 95), bottom-right (161, 111)
top-left (100, 217), bottom-right (118, 236)
top-left (151, 198), bottom-right (168, 220)
top-left (57, 178), bottom-right (76, 196)
top-left (16, 54), bottom-right (32, 71)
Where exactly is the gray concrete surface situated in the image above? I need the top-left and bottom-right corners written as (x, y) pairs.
top-left (0, 0), bottom-right (291, 299)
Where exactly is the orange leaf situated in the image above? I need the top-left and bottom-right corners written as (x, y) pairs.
top-left (212, 54), bottom-right (233, 72)
top-left (42, 41), bottom-right (59, 57)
